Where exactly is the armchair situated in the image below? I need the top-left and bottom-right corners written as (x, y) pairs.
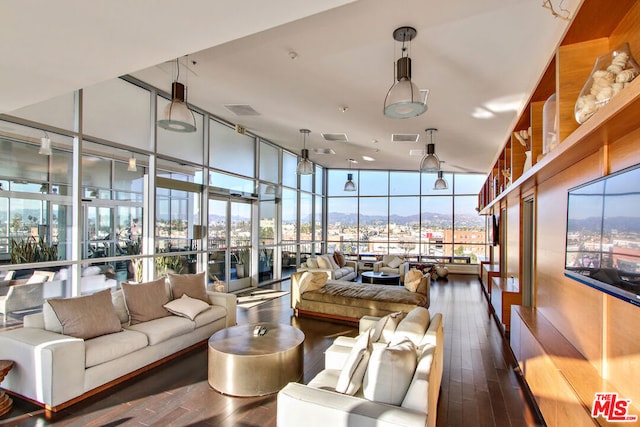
top-left (373, 255), bottom-right (409, 282)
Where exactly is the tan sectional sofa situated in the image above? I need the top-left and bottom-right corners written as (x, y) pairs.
top-left (278, 307), bottom-right (444, 427)
top-left (0, 272), bottom-right (236, 411)
top-left (297, 253), bottom-right (358, 281)
top-left (290, 271), bottom-right (429, 323)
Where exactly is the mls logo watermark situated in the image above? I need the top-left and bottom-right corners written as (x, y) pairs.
top-left (592, 392), bottom-right (638, 422)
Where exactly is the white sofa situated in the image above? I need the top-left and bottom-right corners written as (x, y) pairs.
top-left (298, 253), bottom-right (357, 281)
top-left (373, 255), bottom-right (410, 283)
top-left (278, 307), bottom-right (444, 427)
top-left (0, 275), bottom-right (236, 411)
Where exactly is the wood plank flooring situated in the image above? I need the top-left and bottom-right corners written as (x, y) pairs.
top-left (0, 274), bottom-right (545, 426)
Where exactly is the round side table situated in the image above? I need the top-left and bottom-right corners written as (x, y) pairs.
top-left (0, 360), bottom-right (14, 417)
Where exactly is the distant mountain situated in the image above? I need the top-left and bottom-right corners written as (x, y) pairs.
top-left (327, 211), bottom-right (484, 227)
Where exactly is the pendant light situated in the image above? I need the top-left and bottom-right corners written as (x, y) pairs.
top-left (39, 131), bottom-right (52, 156)
top-left (296, 129), bottom-right (314, 175)
top-left (433, 162), bottom-right (448, 190)
top-left (127, 152), bottom-right (137, 172)
top-left (158, 58), bottom-right (197, 133)
top-left (419, 128), bottom-right (440, 172)
top-left (383, 26), bottom-right (428, 119)
top-left (343, 159), bottom-right (357, 192)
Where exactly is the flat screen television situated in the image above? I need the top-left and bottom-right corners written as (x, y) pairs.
top-left (565, 163), bottom-right (640, 307)
top-left (488, 214), bottom-right (499, 246)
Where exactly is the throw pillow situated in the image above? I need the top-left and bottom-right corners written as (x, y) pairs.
top-left (164, 294), bottom-right (210, 320)
top-left (46, 289), bottom-right (122, 339)
top-left (335, 330), bottom-right (372, 395)
top-left (333, 251), bottom-right (346, 268)
top-left (167, 271), bottom-right (208, 303)
top-left (326, 254), bottom-right (340, 270)
top-left (363, 337), bottom-right (417, 405)
top-left (316, 255), bottom-right (332, 269)
top-left (370, 311), bottom-right (405, 343)
top-left (305, 258), bottom-right (319, 269)
top-left (387, 256), bottom-right (403, 269)
top-left (298, 271), bottom-right (328, 294)
top-left (121, 277), bottom-right (171, 325)
top-left (111, 290), bottom-right (130, 324)
top-left (404, 269), bottom-right (423, 292)
top-left (393, 306), bottom-right (431, 346)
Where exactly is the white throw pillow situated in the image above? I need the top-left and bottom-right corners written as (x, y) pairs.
top-left (163, 294), bottom-right (211, 321)
top-left (393, 307), bottom-right (431, 347)
top-left (404, 269), bottom-right (423, 292)
top-left (306, 258), bottom-right (319, 269)
top-left (387, 257), bottom-right (403, 269)
top-left (370, 311), bottom-right (405, 343)
top-left (298, 271), bottom-right (328, 294)
top-left (335, 330), bottom-right (372, 395)
top-left (363, 337), bottom-right (417, 405)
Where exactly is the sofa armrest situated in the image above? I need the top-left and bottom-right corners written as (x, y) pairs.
top-left (359, 315), bottom-right (380, 334)
top-left (0, 327), bottom-right (85, 407)
top-left (277, 382), bottom-right (426, 427)
top-left (206, 291), bottom-right (237, 327)
top-left (372, 261), bottom-right (383, 272)
top-left (344, 260), bottom-right (358, 274)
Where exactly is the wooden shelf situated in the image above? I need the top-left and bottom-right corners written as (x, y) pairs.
top-left (481, 76), bottom-right (640, 214)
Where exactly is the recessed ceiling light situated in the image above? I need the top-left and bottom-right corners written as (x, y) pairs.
top-left (362, 156), bottom-right (375, 162)
top-left (313, 148), bottom-right (336, 154)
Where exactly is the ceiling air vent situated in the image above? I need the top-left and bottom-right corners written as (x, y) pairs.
top-left (321, 133), bottom-right (348, 142)
top-left (409, 148), bottom-right (426, 156)
top-left (391, 133), bottom-right (420, 143)
top-left (223, 104), bottom-right (260, 116)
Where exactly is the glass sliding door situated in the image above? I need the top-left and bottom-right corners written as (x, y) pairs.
top-left (208, 197), bottom-right (253, 293)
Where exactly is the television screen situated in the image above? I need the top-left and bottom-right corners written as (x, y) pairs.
top-left (565, 164), bottom-right (640, 307)
top-left (488, 214), bottom-right (499, 246)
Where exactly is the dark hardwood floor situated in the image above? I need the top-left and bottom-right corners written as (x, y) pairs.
top-left (0, 274), bottom-right (544, 427)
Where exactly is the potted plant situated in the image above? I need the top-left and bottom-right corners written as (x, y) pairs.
top-left (232, 248), bottom-right (250, 278)
top-left (10, 236), bottom-right (58, 263)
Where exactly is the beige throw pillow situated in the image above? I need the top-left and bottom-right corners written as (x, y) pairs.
top-left (298, 271), bottom-right (328, 294)
top-left (122, 277), bottom-right (171, 325)
top-left (363, 337), bottom-right (417, 405)
top-left (164, 294), bottom-right (211, 320)
top-left (404, 269), bottom-right (423, 292)
top-left (317, 255), bottom-right (332, 269)
top-left (306, 258), bottom-right (319, 269)
top-left (46, 289), bottom-right (122, 339)
top-left (387, 256), bottom-right (403, 269)
top-left (370, 311), bottom-right (405, 343)
top-left (335, 330), bottom-right (372, 395)
top-left (167, 271), bottom-right (208, 302)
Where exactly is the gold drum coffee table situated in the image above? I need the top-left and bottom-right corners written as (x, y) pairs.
top-left (208, 323), bottom-right (304, 397)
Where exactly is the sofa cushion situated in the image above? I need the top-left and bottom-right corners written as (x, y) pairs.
top-left (46, 289), bottom-right (122, 339)
top-left (298, 271), bottom-right (328, 294)
top-left (363, 337), bottom-right (417, 405)
top-left (306, 258), bottom-right (319, 269)
top-left (167, 271), bottom-right (208, 303)
top-left (335, 330), bottom-right (372, 395)
top-left (371, 311), bottom-right (405, 343)
top-left (125, 315), bottom-right (195, 345)
top-left (122, 278), bottom-right (171, 325)
top-left (301, 282), bottom-right (427, 309)
top-left (164, 294), bottom-right (211, 320)
top-left (111, 290), bottom-right (130, 324)
top-left (85, 329), bottom-right (148, 368)
top-left (333, 251), bottom-right (346, 268)
top-left (404, 269), bottom-right (423, 292)
top-left (393, 307), bottom-right (431, 346)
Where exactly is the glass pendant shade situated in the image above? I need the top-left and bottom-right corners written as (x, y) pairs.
top-left (158, 82), bottom-right (197, 133)
top-left (420, 143), bottom-right (440, 172)
top-left (265, 184), bottom-right (276, 195)
top-left (433, 170), bottom-right (448, 190)
top-left (384, 56), bottom-right (428, 119)
top-left (128, 154), bottom-right (137, 172)
top-left (296, 149), bottom-right (314, 175)
top-left (344, 173), bottom-right (356, 191)
top-left (39, 136), bottom-right (52, 155)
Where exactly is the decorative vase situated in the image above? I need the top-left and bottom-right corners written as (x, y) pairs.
top-left (435, 266), bottom-right (449, 279)
top-left (575, 43), bottom-right (640, 124)
top-left (542, 93), bottom-right (557, 154)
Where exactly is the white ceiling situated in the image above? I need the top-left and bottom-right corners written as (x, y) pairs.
top-left (1, 0), bottom-right (576, 174)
